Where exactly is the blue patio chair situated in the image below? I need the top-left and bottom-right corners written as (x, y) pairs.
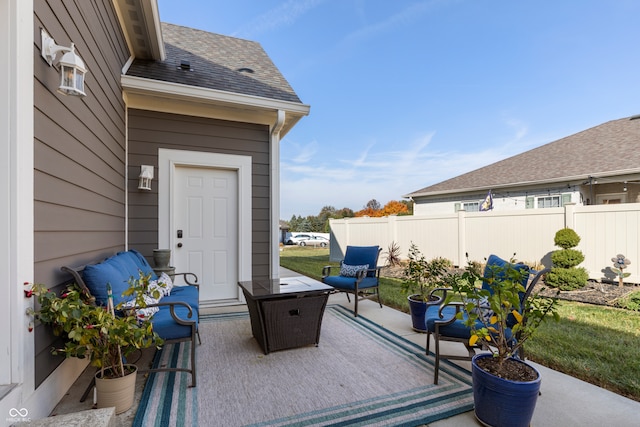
top-left (426, 254), bottom-right (550, 384)
top-left (322, 245), bottom-right (383, 316)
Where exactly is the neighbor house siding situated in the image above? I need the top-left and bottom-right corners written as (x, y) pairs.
top-left (33, 0), bottom-right (129, 386)
top-left (127, 109), bottom-right (272, 278)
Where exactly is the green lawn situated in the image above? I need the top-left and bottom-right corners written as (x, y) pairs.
top-left (280, 246), bottom-right (640, 402)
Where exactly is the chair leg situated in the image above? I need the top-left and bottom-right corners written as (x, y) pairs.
top-left (376, 287), bottom-right (382, 308)
top-left (189, 327), bottom-right (197, 387)
top-left (353, 291), bottom-right (359, 317)
top-left (426, 330), bottom-right (431, 354)
top-left (433, 332), bottom-right (441, 385)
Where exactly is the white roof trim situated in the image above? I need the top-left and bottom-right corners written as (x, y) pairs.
top-left (406, 168), bottom-right (640, 198)
top-left (121, 75), bottom-right (310, 116)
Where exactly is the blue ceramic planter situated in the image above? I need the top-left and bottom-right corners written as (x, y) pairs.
top-left (408, 296), bottom-right (428, 332)
top-left (472, 353), bottom-right (541, 427)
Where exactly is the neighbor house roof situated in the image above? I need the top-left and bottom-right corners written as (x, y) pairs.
top-left (406, 115), bottom-right (640, 198)
top-left (126, 22), bottom-right (302, 104)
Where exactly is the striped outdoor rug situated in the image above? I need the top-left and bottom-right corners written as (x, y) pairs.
top-left (133, 305), bottom-right (473, 427)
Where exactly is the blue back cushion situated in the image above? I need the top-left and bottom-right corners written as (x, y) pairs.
top-left (483, 254), bottom-right (530, 301)
top-left (82, 259), bottom-right (130, 306)
top-left (343, 246), bottom-right (380, 277)
top-left (83, 250), bottom-right (158, 307)
top-left (117, 250), bottom-right (158, 281)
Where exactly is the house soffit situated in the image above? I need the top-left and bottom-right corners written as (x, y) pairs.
top-left (122, 75), bottom-right (309, 136)
top-left (112, 0), bottom-right (164, 60)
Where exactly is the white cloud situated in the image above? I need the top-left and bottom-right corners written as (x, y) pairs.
top-left (279, 129), bottom-right (515, 219)
top-left (233, 0), bottom-right (327, 38)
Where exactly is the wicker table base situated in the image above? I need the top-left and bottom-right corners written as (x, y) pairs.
top-left (239, 277), bottom-right (332, 354)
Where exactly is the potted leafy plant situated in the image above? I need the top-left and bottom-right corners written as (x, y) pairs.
top-left (26, 274), bottom-right (163, 414)
top-left (401, 243), bottom-right (450, 332)
top-left (446, 255), bottom-right (559, 427)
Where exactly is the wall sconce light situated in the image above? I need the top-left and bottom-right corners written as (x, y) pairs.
top-left (40, 28), bottom-right (87, 97)
top-left (138, 165), bottom-right (154, 191)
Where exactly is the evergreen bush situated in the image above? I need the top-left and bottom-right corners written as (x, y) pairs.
top-left (546, 227), bottom-right (588, 290)
top-left (554, 227), bottom-right (581, 249)
top-left (551, 248), bottom-right (585, 268)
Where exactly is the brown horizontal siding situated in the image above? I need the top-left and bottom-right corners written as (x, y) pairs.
top-left (34, 0), bottom-right (129, 387)
top-left (127, 109), bottom-right (271, 277)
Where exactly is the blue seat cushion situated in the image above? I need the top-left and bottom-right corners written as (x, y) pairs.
top-left (163, 286), bottom-right (199, 310)
top-left (426, 306), bottom-right (513, 341)
top-left (323, 275), bottom-right (378, 290)
top-left (151, 305), bottom-right (198, 341)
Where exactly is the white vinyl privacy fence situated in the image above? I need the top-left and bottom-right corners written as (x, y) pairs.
top-left (328, 203), bottom-right (640, 284)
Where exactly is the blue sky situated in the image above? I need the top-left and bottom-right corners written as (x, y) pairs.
top-left (157, 0), bottom-right (640, 220)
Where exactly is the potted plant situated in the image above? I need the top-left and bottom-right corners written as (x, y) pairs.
top-left (26, 274), bottom-right (163, 414)
top-left (401, 243), bottom-right (450, 332)
top-left (446, 256), bottom-right (559, 427)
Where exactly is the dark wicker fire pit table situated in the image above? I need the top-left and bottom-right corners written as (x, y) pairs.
top-left (238, 276), bottom-right (334, 354)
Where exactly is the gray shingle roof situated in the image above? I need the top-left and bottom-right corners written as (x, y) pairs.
top-left (407, 115), bottom-right (640, 197)
top-left (126, 22), bottom-right (302, 104)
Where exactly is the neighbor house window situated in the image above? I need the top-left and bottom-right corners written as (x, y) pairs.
top-left (463, 202), bottom-right (480, 212)
top-left (537, 196), bottom-right (560, 208)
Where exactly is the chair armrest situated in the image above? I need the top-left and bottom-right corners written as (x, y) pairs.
top-left (428, 300), bottom-right (464, 326)
top-left (148, 301), bottom-right (196, 325)
top-left (355, 265), bottom-right (382, 281)
top-left (172, 272), bottom-right (199, 289)
top-left (322, 265), bottom-right (333, 278)
top-left (522, 267), bottom-right (552, 300)
top-left (428, 287), bottom-right (452, 305)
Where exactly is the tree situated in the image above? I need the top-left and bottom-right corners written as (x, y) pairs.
top-left (366, 199), bottom-right (381, 211)
top-left (381, 200), bottom-right (410, 216)
top-left (355, 200), bottom-right (410, 217)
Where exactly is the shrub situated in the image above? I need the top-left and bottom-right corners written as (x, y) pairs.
top-left (401, 243), bottom-right (449, 301)
top-left (554, 227), bottom-right (581, 249)
top-left (546, 267), bottom-right (589, 291)
top-left (384, 241), bottom-right (402, 267)
top-left (551, 248), bottom-right (585, 268)
top-left (616, 291), bottom-right (640, 311)
top-left (546, 227), bottom-right (588, 290)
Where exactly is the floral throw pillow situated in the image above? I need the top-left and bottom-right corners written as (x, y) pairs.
top-left (471, 296), bottom-right (495, 323)
top-left (121, 294), bottom-right (159, 321)
top-left (158, 272), bottom-right (174, 296)
top-left (340, 263), bottom-right (369, 277)
top-left (147, 280), bottom-right (166, 300)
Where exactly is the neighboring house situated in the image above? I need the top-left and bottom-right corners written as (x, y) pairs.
top-left (279, 220), bottom-right (290, 244)
top-left (405, 116), bottom-right (640, 215)
top-left (2, 0), bottom-right (308, 421)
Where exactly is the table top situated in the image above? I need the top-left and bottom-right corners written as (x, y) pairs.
top-left (238, 276), bottom-right (334, 299)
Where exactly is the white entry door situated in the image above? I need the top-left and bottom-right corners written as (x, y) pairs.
top-left (173, 165), bottom-right (238, 302)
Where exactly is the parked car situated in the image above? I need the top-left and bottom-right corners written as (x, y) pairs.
top-left (286, 234), bottom-right (311, 245)
top-left (298, 236), bottom-right (329, 247)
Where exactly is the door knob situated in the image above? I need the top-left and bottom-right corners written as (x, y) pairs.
top-left (177, 243), bottom-right (183, 248)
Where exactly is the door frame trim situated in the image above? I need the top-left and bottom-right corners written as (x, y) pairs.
top-left (158, 149), bottom-right (252, 298)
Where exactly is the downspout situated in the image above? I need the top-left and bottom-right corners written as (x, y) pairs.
top-left (270, 110), bottom-right (286, 278)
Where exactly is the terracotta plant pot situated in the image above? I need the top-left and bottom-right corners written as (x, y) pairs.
top-left (95, 364), bottom-right (137, 414)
